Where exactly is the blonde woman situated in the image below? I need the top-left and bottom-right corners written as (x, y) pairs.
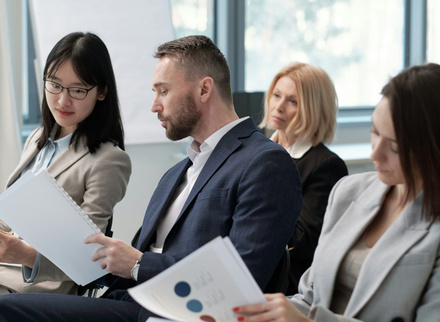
top-left (260, 62), bottom-right (347, 294)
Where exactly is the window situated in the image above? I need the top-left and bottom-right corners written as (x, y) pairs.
top-left (23, 1), bottom-right (40, 126)
top-left (427, 0), bottom-right (440, 62)
top-left (20, 0), bottom-right (427, 149)
top-left (245, 0), bottom-right (405, 107)
top-left (170, 0), bottom-right (214, 39)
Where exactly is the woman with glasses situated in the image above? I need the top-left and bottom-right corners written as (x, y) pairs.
top-left (234, 63), bottom-right (440, 321)
top-left (0, 32), bottom-right (131, 295)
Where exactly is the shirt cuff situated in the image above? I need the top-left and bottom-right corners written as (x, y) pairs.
top-left (22, 252), bottom-right (41, 282)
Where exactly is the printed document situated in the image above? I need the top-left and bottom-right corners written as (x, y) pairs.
top-left (0, 170), bottom-right (107, 285)
top-left (129, 236), bottom-right (265, 322)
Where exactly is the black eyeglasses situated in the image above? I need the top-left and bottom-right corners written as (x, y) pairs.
top-left (44, 79), bottom-right (96, 100)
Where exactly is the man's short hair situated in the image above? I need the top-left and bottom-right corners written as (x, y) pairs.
top-left (154, 35), bottom-right (233, 106)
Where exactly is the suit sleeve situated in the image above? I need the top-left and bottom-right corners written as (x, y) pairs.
top-left (288, 155), bottom-right (348, 292)
top-left (288, 271), bottom-right (363, 322)
top-left (288, 177), bottom-right (365, 321)
top-left (228, 147), bottom-right (302, 289)
top-left (414, 246), bottom-right (440, 321)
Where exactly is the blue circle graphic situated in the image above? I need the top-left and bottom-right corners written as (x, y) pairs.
top-left (174, 281), bottom-right (191, 297)
top-left (186, 299), bottom-right (203, 312)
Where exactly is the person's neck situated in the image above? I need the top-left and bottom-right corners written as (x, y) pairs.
top-left (56, 127), bottom-right (75, 140)
top-left (276, 130), bottom-right (295, 150)
top-left (192, 107), bottom-right (239, 145)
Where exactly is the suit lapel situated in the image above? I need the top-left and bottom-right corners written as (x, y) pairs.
top-left (6, 134), bottom-right (41, 187)
top-left (8, 126), bottom-right (89, 185)
top-left (137, 118), bottom-right (257, 250)
top-left (345, 191), bottom-right (429, 316)
top-left (174, 119), bottom-right (255, 226)
top-left (312, 179), bottom-right (388, 307)
top-left (137, 159), bottom-right (192, 250)
top-left (178, 138), bottom-right (241, 218)
top-left (7, 146), bottom-right (39, 186)
top-left (46, 142), bottom-right (89, 178)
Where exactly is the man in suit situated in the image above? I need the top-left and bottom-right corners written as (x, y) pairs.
top-left (0, 35), bottom-right (301, 322)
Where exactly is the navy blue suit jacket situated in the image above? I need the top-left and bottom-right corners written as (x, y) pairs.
top-left (107, 118), bottom-right (302, 321)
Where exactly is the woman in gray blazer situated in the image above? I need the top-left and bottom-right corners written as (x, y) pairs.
top-left (260, 62), bottom-right (347, 294)
top-left (0, 32), bottom-right (131, 295)
top-left (234, 63), bottom-right (440, 321)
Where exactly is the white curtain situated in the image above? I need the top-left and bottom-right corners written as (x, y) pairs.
top-left (0, 0), bottom-right (22, 191)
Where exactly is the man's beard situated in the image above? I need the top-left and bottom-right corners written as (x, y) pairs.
top-left (164, 93), bottom-right (202, 141)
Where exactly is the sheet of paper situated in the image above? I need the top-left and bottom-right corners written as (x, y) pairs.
top-left (0, 263), bottom-right (21, 267)
top-left (0, 170), bottom-right (107, 285)
top-left (129, 236), bottom-right (265, 322)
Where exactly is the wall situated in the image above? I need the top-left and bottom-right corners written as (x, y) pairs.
top-left (111, 141), bottom-right (188, 244)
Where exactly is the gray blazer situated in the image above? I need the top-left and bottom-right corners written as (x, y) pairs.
top-left (290, 171), bottom-right (440, 322)
top-left (0, 126), bottom-right (131, 294)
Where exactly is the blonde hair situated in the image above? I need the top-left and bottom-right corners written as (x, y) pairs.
top-left (260, 62), bottom-right (338, 146)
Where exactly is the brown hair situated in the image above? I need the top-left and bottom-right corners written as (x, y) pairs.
top-left (382, 63), bottom-right (440, 220)
top-left (154, 35), bottom-right (233, 107)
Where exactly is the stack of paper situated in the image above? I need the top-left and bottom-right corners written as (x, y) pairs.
top-left (129, 236), bottom-right (266, 322)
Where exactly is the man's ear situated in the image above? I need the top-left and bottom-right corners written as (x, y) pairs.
top-left (97, 86), bottom-right (108, 101)
top-left (199, 77), bottom-right (214, 103)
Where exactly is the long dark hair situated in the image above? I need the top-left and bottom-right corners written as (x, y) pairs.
top-left (382, 63), bottom-right (440, 220)
top-left (39, 32), bottom-right (124, 153)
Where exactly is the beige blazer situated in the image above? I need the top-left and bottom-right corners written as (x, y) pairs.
top-left (290, 171), bottom-right (440, 322)
top-left (0, 126), bottom-right (131, 294)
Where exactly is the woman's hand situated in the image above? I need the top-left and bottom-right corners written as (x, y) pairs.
top-left (0, 230), bottom-right (37, 268)
top-left (233, 293), bottom-right (312, 322)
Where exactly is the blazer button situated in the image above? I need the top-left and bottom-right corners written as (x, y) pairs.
top-left (391, 318), bottom-right (404, 322)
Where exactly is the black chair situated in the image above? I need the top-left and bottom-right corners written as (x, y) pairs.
top-left (263, 246), bottom-right (290, 294)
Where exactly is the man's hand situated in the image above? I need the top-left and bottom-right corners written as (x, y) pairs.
top-left (0, 230), bottom-right (37, 268)
top-left (85, 234), bottom-right (143, 279)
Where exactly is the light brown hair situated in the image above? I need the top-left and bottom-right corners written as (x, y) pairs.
top-left (260, 62), bottom-right (338, 146)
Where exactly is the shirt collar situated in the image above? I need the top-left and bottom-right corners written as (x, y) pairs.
top-left (54, 132), bottom-right (73, 151)
top-left (270, 130), bottom-right (312, 159)
top-left (48, 127), bottom-right (73, 151)
top-left (187, 117), bottom-right (249, 163)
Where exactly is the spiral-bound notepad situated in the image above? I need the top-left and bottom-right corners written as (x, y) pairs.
top-left (0, 170), bottom-right (107, 285)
